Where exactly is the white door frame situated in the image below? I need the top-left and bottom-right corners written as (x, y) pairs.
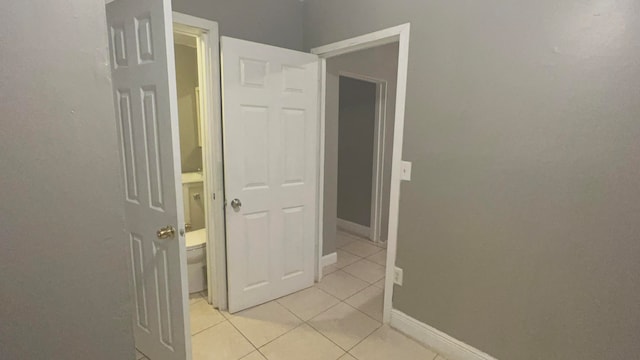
top-left (311, 23), bottom-right (411, 323)
top-left (337, 71), bottom-right (388, 243)
top-left (172, 12), bottom-right (227, 310)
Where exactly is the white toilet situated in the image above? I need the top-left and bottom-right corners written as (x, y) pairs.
top-left (186, 228), bottom-right (207, 294)
top-left (182, 173), bottom-right (208, 294)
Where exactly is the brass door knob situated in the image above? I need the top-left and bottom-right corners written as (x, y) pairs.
top-left (157, 225), bottom-right (176, 239)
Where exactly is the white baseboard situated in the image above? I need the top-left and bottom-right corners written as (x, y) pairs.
top-left (336, 218), bottom-right (370, 239)
top-left (321, 252), bottom-right (337, 267)
top-left (390, 309), bottom-right (497, 360)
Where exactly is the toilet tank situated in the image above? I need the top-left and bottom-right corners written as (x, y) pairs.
top-left (182, 173), bottom-right (205, 231)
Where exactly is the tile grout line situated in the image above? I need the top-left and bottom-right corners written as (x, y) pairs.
top-left (256, 322), bottom-right (306, 352)
top-left (304, 324), bottom-right (350, 358)
top-left (274, 282), bottom-right (381, 357)
top-left (341, 284), bottom-right (385, 324)
top-left (301, 276), bottom-right (385, 353)
top-left (321, 267), bottom-right (384, 298)
top-left (341, 259), bottom-right (386, 285)
top-left (341, 298), bottom-right (384, 326)
top-left (223, 315), bottom-right (262, 355)
top-left (192, 257), bottom-right (381, 359)
top-left (305, 300), bottom-right (381, 355)
top-left (232, 300), bottom-right (310, 354)
top-left (189, 312), bottom-right (228, 337)
top-left (339, 244), bottom-right (385, 258)
top-left (313, 281), bottom-right (345, 300)
top-left (337, 231), bottom-right (386, 248)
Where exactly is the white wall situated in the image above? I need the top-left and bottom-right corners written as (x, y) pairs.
top-left (323, 43), bottom-right (399, 254)
top-left (0, 1), bottom-right (134, 359)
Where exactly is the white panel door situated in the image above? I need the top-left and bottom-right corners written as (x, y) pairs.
top-left (107, 0), bottom-right (190, 359)
top-left (221, 37), bottom-right (319, 313)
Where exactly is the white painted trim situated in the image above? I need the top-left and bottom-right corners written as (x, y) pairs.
top-left (391, 310), bottom-right (497, 360)
top-left (164, 4), bottom-right (191, 358)
top-left (310, 24), bottom-right (407, 58)
top-left (337, 218), bottom-right (371, 239)
top-left (313, 23), bottom-right (411, 325)
top-left (321, 252), bottom-right (337, 267)
top-left (337, 71), bottom-right (388, 243)
top-left (315, 58), bottom-right (327, 282)
top-left (172, 12), bottom-right (227, 311)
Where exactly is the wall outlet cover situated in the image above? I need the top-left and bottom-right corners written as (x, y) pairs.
top-left (394, 266), bottom-right (403, 286)
top-left (401, 161), bottom-right (412, 181)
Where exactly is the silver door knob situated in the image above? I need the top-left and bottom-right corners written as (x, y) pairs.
top-left (230, 198), bottom-right (242, 210)
top-left (157, 225), bottom-right (176, 239)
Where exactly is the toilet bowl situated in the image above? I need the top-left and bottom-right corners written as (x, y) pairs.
top-left (186, 228), bottom-right (207, 294)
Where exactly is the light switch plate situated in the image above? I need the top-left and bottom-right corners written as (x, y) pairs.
top-left (401, 161), bottom-right (412, 181)
top-left (394, 267), bottom-right (403, 286)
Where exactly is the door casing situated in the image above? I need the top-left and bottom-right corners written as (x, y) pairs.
top-left (172, 12), bottom-right (227, 311)
top-left (312, 23), bottom-right (412, 324)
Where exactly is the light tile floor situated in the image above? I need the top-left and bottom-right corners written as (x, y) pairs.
top-left (137, 231), bottom-right (445, 360)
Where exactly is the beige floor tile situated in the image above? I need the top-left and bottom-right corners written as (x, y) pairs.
top-left (336, 232), bottom-right (359, 248)
top-left (308, 302), bottom-right (380, 351)
top-left (350, 326), bottom-right (438, 360)
top-left (241, 351), bottom-right (267, 360)
top-left (341, 241), bottom-right (382, 258)
top-left (338, 354), bottom-right (357, 360)
top-left (260, 324), bottom-right (345, 360)
top-left (434, 355), bottom-right (449, 360)
top-left (192, 321), bottom-right (255, 360)
top-left (345, 286), bottom-right (383, 322)
top-left (366, 250), bottom-right (387, 266)
top-left (190, 292), bottom-right (205, 305)
top-left (338, 230), bottom-right (368, 241)
top-left (190, 300), bottom-right (226, 335)
top-left (373, 278), bottom-right (385, 289)
top-left (341, 259), bottom-right (385, 284)
top-left (323, 263), bottom-right (340, 275)
top-left (315, 270), bottom-right (369, 300)
top-left (227, 301), bottom-right (302, 347)
top-left (372, 240), bottom-right (387, 249)
top-left (277, 286), bottom-right (340, 321)
top-left (335, 250), bottom-right (362, 269)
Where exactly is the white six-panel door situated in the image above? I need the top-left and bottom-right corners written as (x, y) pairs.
top-left (107, 0), bottom-right (190, 359)
top-left (221, 37), bottom-right (319, 313)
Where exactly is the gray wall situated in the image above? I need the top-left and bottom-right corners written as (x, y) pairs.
top-left (306, 1), bottom-right (640, 359)
top-left (0, 1), bottom-right (134, 359)
top-left (173, 0), bottom-right (304, 50)
top-left (337, 77), bottom-right (377, 227)
top-left (175, 44), bottom-right (202, 173)
top-left (323, 43), bottom-right (399, 254)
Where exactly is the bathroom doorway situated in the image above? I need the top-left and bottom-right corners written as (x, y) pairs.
top-left (172, 13), bottom-right (226, 311)
top-left (128, 12), bottom-right (227, 360)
